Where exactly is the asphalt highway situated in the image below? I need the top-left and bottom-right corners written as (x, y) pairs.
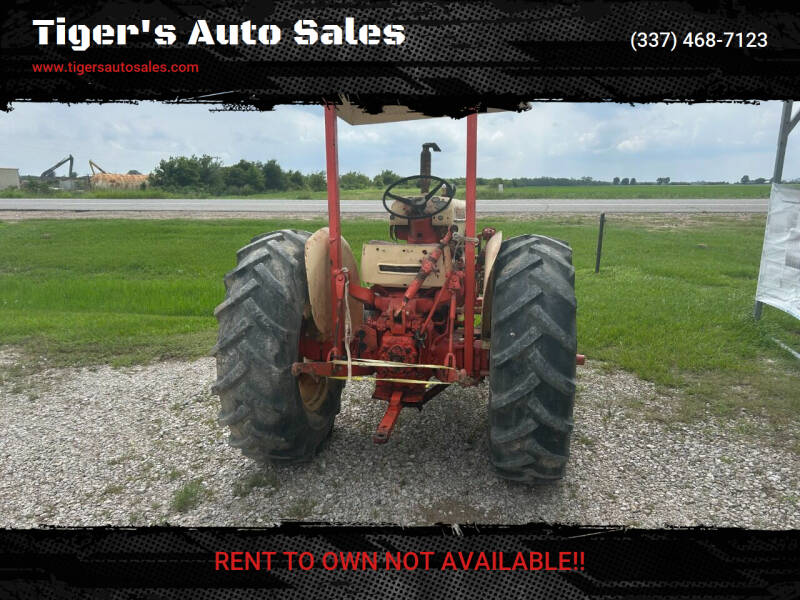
top-left (0, 197), bottom-right (768, 213)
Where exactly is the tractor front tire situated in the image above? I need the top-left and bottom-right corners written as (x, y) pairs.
top-left (212, 229), bottom-right (343, 464)
top-left (488, 234), bottom-right (577, 482)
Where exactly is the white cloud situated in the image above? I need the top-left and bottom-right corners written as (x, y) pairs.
top-left (616, 136), bottom-right (647, 153)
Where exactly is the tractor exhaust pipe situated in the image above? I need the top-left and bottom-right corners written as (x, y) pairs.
top-left (419, 142), bottom-right (441, 193)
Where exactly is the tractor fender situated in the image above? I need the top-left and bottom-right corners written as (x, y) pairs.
top-left (480, 230), bottom-right (503, 342)
top-left (304, 227), bottom-right (363, 340)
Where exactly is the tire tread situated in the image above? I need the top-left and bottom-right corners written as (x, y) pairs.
top-left (212, 229), bottom-right (342, 464)
top-left (488, 234), bottom-right (577, 482)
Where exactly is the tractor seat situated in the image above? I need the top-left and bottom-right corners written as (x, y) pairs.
top-left (361, 240), bottom-right (452, 288)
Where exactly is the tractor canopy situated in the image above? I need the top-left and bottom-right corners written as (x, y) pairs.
top-left (334, 97), bottom-right (529, 125)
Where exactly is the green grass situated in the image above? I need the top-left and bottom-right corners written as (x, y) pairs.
top-left (102, 483), bottom-right (125, 496)
top-left (232, 471), bottom-right (279, 498)
top-left (477, 184), bottom-right (771, 199)
top-left (2, 183), bottom-right (772, 200)
top-left (0, 214), bottom-right (798, 424)
top-left (171, 479), bottom-right (206, 513)
top-left (284, 498), bottom-right (317, 520)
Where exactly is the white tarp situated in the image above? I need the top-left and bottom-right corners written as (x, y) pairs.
top-left (755, 184), bottom-right (800, 320)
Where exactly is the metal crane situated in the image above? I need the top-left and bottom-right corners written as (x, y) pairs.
top-left (41, 155), bottom-right (76, 179)
top-left (88, 160), bottom-right (107, 175)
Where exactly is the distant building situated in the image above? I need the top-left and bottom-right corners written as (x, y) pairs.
top-left (0, 168), bottom-right (20, 189)
top-left (60, 177), bottom-right (90, 191)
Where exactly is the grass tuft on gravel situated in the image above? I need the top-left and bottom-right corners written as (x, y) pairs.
top-left (0, 214), bottom-right (798, 425)
top-left (232, 471), bottom-right (279, 498)
top-left (171, 479), bottom-right (206, 513)
top-left (284, 498), bottom-right (317, 520)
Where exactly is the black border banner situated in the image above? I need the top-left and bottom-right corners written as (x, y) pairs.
top-left (3, 0), bottom-right (800, 114)
top-left (1, 525), bottom-right (799, 598)
top-left (2, 1), bottom-right (800, 597)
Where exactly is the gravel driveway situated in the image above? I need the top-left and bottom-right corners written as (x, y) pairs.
top-left (1, 351), bottom-right (797, 528)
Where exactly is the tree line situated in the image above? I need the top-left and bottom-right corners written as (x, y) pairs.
top-left (147, 155), bottom-right (771, 194)
top-left (149, 155), bottom-right (401, 194)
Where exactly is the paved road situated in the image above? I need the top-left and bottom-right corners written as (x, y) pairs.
top-left (0, 197), bottom-right (768, 213)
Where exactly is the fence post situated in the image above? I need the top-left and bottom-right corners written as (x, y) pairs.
top-left (595, 212), bottom-right (606, 273)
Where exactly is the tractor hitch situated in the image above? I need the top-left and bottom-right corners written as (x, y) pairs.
top-left (293, 358), bottom-right (451, 444)
top-left (373, 390), bottom-right (404, 443)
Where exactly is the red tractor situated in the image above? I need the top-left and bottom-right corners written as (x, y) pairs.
top-left (212, 105), bottom-right (581, 482)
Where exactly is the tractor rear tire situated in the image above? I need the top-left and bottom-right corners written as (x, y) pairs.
top-left (488, 234), bottom-right (577, 482)
top-left (211, 229), bottom-right (343, 464)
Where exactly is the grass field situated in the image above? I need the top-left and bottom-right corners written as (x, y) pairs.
top-left (0, 215), bottom-right (798, 428)
top-left (1, 183), bottom-right (773, 200)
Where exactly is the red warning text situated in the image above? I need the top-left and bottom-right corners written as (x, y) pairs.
top-left (214, 551), bottom-right (585, 572)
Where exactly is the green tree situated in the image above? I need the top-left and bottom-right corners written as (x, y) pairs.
top-left (340, 171), bottom-right (372, 189)
top-left (621, 177), bottom-right (630, 185)
top-left (372, 169), bottom-right (400, 188)
top-left (307, 171), bottom-right (327, 191)
top-left (150, 154), bottom-right (223, 192)
top-left (286, 170), bottom-right (306, 190)
top-left (613, 176), bottom-right (620, 185)
top-left (225, 160), bottom-right (265, 193)
top-left (740, 175), bottom-right (750, 184)
top-left (630, 177), bottom-right (637, 184)
top-left (262, 159), bottom-right (287, 190)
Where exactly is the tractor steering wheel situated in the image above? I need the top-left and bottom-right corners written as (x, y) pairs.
top-left (382, 175), bottom-right (456, 221)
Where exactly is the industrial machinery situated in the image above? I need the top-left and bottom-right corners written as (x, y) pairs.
top-left (212, 106), bottom-right (580, 482)
top-left (88, 160), bottom-right (107, 175)
top-left (40, 155), bottom-right (76, 179)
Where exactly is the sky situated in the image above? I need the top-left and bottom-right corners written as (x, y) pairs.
top-left (2, 100), bottom-right (798, 182)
